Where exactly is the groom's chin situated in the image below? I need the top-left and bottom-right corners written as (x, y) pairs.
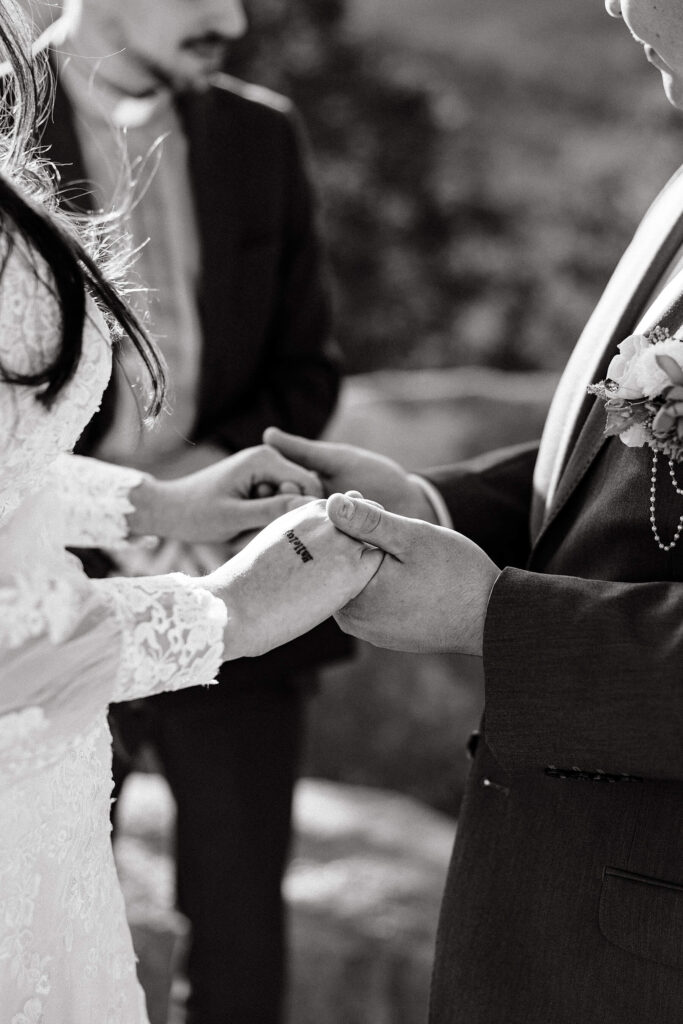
top-left (659, 72), bottom-right (683, 112)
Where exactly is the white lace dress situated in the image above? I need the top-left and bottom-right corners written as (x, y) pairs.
top-left (0, 233), bottom-right (227, 1024)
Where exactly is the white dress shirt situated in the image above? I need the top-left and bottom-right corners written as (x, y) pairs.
top-left (59, 54), bottom-right (203, 471)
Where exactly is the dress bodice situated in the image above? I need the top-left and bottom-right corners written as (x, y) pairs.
top-left (0, 233), bottom-right (112, 529)
top-left (0, 229), bottom-right (227, 1023)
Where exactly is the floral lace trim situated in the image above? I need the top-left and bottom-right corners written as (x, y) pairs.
top-left (0, 708), bottom-right (47, 754)
top-left (0, 568), bottom-right (90, 650)
top-left (48, 454), bottom-right (143, 548)
top-left (1, 718), bottom-right (148, 1024)
top-left (94, 574), bottom-right (227, 702)
top-left (12, 997), bottom-right (46, 1024)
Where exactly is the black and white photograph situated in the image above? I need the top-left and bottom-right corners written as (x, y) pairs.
top-left (0, 1), bottom-right (682, 1022)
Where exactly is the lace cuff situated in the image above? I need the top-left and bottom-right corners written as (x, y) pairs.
top-left (93, 574), bottom-right (227, 703)
top-left (48, 454), bottom-right (144, 548)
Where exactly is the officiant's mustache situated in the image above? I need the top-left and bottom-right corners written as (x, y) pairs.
top-left (181, 33), bottom-right (232, 57)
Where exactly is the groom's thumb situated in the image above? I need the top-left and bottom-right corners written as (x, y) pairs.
top-left (327, 493), bottom-right (407, 558)
top-left (264, 427), bottom-right (332, 474)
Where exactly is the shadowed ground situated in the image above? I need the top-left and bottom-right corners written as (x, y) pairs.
top-left (116, 774), bottom-right (454, 1024)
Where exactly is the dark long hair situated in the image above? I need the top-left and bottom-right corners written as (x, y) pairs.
top-left (0, 1), bottom-right (165, 413)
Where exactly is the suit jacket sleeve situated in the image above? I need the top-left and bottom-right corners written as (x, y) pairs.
top-left (425, 440), bottom-right (539, 569)
top-left (208, 109), bottom-right (341, 451)
top-left (483, 567), bottom-right (683, 781)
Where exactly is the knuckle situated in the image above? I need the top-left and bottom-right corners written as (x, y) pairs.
top-left (305, 498), bottom-right (326, 519)
top-left (360, 503), bottom-right (382, 532)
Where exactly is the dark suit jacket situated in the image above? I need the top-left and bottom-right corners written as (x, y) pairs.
top-left (426, 169), bottom-right (683, 1023)
top-left (43, 72), bottom-right (351, 685)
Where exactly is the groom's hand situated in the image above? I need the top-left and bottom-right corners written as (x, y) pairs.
top-left (263, 427), bottom-right (438, 523)
top-left (326, 493), bottom-right (500, 657)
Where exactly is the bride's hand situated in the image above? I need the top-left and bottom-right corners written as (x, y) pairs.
top-left (205, 498), bottom-right (384, 659)
top-left (128, 445), bottom-right (324, 543)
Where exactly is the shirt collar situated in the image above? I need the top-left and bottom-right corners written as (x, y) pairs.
top-left (58, 52), bottom-right (174, 131)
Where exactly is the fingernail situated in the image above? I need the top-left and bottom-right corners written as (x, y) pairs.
top-left (336, 495), bottom-right (354, 520)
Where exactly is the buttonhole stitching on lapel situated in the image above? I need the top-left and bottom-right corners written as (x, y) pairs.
top-left (481, 777), bottom-right (510, 796)
top-left (545, 766), bottom-right (643, 783)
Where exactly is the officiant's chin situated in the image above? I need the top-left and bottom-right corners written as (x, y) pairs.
top-left (179, 37), bottom-right (231, 85)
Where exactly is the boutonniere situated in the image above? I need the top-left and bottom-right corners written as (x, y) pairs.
top-left (588, 325), bottom-right (683, 551)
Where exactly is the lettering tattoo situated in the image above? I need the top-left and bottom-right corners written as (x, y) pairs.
top-left (285, 529), bottom-right (314, 564)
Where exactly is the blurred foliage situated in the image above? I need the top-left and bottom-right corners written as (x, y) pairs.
top-left (227, 0), bottom-right (683, 374)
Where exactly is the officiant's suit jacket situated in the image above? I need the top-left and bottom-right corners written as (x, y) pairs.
top-left (43, 73), bottom-right (350, 1023)
top-left (43, 73), bottom-right (351, 683)
top-left (425, 167), bottom-right (683, 1024)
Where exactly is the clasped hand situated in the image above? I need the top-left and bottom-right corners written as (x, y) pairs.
top-left (324, 493), bottom-right (500, 657)
top-left (208, 498), bottom-right (385, 659)
top-left (262, 428), bottom-right (501, 656)
top-left (129, 444), bottom-right (324, 543)
top-left (325, 494), bottom-right (501, 657)
top-left (130, 432), bottom-right (501, 660)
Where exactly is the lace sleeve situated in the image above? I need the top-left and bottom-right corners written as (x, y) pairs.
top-left (92, 573), bottom-right (227, 702)
top-left (46, 453), bottom-right (144, 548)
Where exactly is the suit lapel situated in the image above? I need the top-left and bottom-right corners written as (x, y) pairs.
top-left (531, 167), bottom-right (683, 540)
top-left (544, 265), bottom-right (683, 538)
top-left (177, 86), bottom-right (242, 293)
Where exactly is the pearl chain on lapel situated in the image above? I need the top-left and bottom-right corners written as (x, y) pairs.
top-left (649, 452), bottom-right (683, 551)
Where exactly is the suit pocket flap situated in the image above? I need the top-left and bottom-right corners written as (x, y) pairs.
top-left (599, 867), bottom-right (683, 971)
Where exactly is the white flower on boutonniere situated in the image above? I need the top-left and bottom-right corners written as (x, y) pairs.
top-left (604, 332), bottom-right (651, 399)
top-left (588, 325), bottom-right (683, 551)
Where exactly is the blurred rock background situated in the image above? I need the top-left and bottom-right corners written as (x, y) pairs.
top-left (115, 0), bottom-right (683, 1020)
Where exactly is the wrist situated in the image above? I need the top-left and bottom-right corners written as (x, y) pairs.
top-left (475, 564), bottom-right (502, 657)
top-left (402, 475), bottom-right (440, 524)
top-left (202, 561), bottom-right (246, 660)
top-left (126, 473), bottom-right (175, 538)
top-left (154, 442), bottom-right (229, 480)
